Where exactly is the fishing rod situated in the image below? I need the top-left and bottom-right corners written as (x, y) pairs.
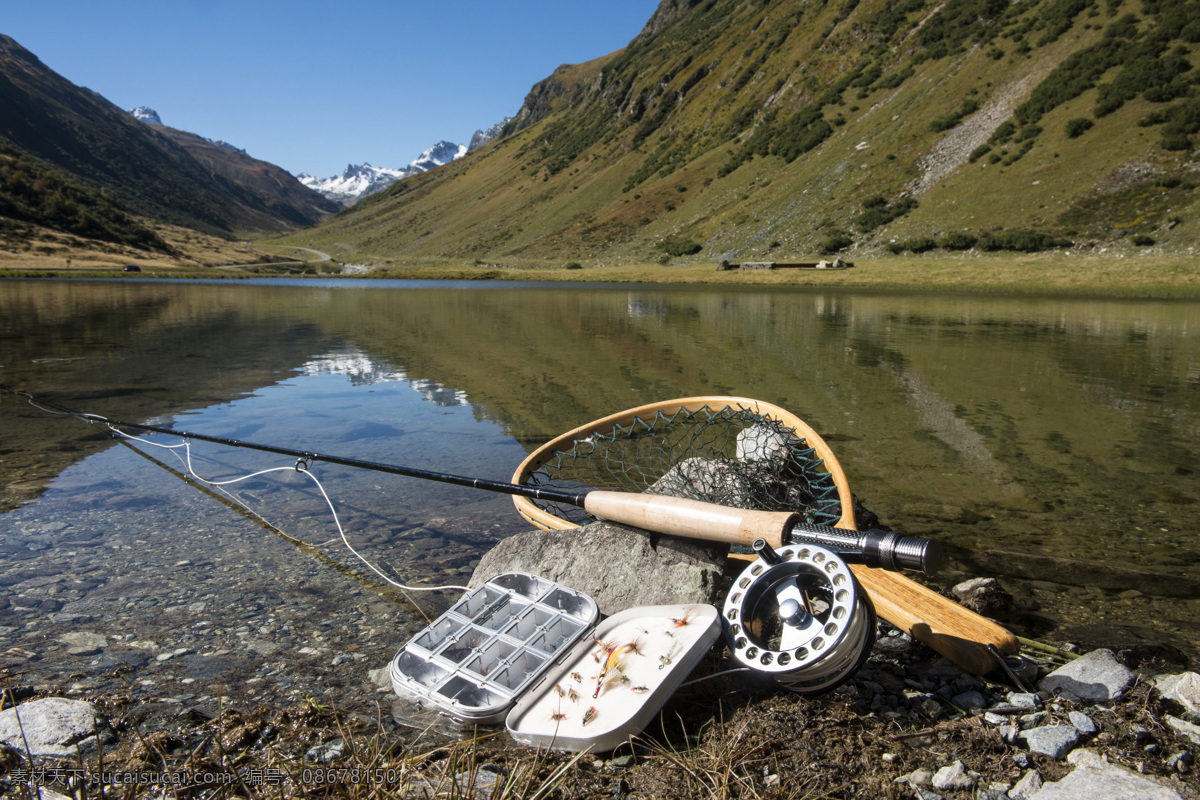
top-left (18, 392), bottom-right (941, 575)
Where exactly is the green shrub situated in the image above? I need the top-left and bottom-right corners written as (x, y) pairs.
top-left (940, 231), bottom-right (979, 250)
top-left (977, 230), bottom-right (1073, 252)
top-left (1131, 234), bottom-right (1156, 246)
top-left (821, 233), bottom-right (854, 254)
top-left (1066, 117), bottom-right (1094, 138)
top-left (659, 239), bottom-right (703, 257)
top-left (856, 196), bottom-right (919, 233)
top-left (905, 237), bottom-right (938, 253)
top-left (929, 99), bottom-right (981, 132)
top-left (564, 261), bottom-right (583, 270)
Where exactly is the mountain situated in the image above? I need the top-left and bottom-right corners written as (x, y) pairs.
top-left (299, 140), bottom-right (471, 206)
top-left (298, 163), bottom-right (410, 206)
top-left (299, 0), bottom-right (1200, 264)
top-left (468, 118), bottom-right (511, 152)
top-left (0, 34), bottom-right (338, 236)
top-left (130, 106), bottom-right (162, 126)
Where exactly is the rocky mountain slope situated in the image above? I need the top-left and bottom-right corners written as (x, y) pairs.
top-left (292, 0), bottom-right (1200, 265)
top-left (0, 34), bottom-right (338, 237)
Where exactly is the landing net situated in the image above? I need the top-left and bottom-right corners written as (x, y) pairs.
top-left (519, 404), bottom-right (843, 528)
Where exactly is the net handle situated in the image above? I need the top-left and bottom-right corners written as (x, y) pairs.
top-left (510, 395), bottom-right (857, 532)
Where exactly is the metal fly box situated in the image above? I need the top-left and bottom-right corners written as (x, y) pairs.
top-left (390, 573), bottom-right (598, 725)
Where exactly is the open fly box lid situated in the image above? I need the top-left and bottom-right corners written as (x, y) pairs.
top-left (390, 573), bottom-right (599, 725)
top-left (506, 603), bottom-right (721, 753)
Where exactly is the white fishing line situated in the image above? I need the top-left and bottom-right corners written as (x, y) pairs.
top-left (107, 426), bottom-right (469, 594)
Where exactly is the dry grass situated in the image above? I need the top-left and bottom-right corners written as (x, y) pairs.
top-left (364, 253), bottom-right (1200, 298)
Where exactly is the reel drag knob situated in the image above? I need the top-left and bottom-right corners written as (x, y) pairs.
top-left (723, 539), bottom-right (877, 694)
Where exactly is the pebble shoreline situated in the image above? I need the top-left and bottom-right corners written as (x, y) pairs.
top-left (3, 491), bottom-right (1200, 797)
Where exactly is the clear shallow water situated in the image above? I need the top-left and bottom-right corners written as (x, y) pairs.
top-left (2, 278), bottom-right (1199, 705)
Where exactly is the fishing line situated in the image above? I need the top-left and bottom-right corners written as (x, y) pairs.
top-left (105, 426), bottom-right (469, 595)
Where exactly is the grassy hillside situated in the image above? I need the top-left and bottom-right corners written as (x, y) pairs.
top-left (282, 0), bottom-right (1200, 267)
top-left (0, 139), bottom-right (173, 254)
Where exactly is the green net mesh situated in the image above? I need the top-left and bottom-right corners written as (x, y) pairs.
top-left (520, 404), bottom-right (843, 528)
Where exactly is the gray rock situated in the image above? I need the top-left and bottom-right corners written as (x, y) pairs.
top-left (0, 697), bottom-right (107, 756)
top-left (1032, 748), bottom-right (1186, 799)
top-left (1166, 715), bottom-right (1200, 746)
top-left (1006, 691), bottom-right (1040, 709)
top-left (931, 760), bottom-right (975, 791)
top-left (951, 690), bottom-right (987, 711)
top-left (951, 577), bottom-right (1013, 620)
top-left (1009, 769), bottom-right (1043, 799)
top-left (1069, 710), bottom-right (1099, 735)
top-left (368, 665), bottom-right (392, 690)
top-left (305, 738), bottom-right (345, 763)
top-left (1018, 725), bottom-right (1082, 759)
top-left (56, 631), bottom-right (107, 654)
top-left (468, 521), bottom-right (727, 615)
top-left (1160, 671), bottom-right (1200, 721)
top-left (908, 767), bottom-right (934, 786)
top-left (976, 782), bottom-right (1010, 800)
top-left (1039, 649), bottom-right (1134, 701)
top-left (1165, 751), bottom-right (1193, 774)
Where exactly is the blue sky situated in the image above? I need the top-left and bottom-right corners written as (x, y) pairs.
top-left (5, 1), bottom-right (660, 178)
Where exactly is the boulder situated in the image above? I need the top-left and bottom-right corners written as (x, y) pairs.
top-left (0, 697), bottom-right (107, 757)
top-left (951, 577), bottom-right (1013, 621)
top-left (468, 521), bottom-right (727, 615)
top-left (1032, 748), bottom-right (1186, 799)
top-left (1158, 671), bottom-right (1200, 721)
top-left (1039, 648), bottom-right (1135, 701)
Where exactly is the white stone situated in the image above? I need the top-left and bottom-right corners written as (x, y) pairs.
top-left (0, 698), bottom-right (105, 756)
top-left (1033, 748), bottom-right (1186, 799)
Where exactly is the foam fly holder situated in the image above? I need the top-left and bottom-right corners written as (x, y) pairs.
top-left (505, 603), bottom-right (721, 752)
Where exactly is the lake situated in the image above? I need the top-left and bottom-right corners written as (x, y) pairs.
top-left (2, 278), bottom-right (1198, 712)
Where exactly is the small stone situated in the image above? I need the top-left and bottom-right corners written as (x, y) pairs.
top-left (881, 752), bottom-right (898, 764)
top-left (1018, 725), bottom-right (1082, 759)
top-left (1006, 692), bottom-right (1040, 709)
top-left (368, 666), bottom-right (392, 690)
top-left (1166, 750), bottom-right (1193, 774)
top-left (1162, 672), bottom-right (1200, 721)
top-left (57, 632), bottom-right (107, 654)
top-left (1039, 649), bottom-right (1134, 701)
top-left (976, 782), bottom-right (1010, 800)
top-left (1008, 769), bottom-right (1043, 800)
top-left (951, 690), bottom-right (986, 711)
top-left (931, 760), bottom-right (975, 792)
top-left (952, 577), bottom-right (1013, 620)
top-left (1069, 710), bottom-right (1099, 735)
top-left (908, 767), bottom-right (934, 787)
top-left (1166, 715), bottom-right (1200, 746)
top-left (0, 698), bottom-right (106, 756)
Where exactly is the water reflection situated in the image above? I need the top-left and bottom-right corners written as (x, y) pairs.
top-left (299, 348), bottom-right (467, 405)
top-left (1, 279), bottom-right (1198, 695)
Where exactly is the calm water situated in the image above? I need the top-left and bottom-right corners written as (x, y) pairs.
top-left (2, 278), bottom-right (1199, 686)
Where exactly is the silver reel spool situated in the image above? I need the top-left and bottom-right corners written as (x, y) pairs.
top-left (723, 538), bottom-right (877, 694)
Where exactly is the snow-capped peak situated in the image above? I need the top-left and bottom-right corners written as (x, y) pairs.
top-left (129, 106), bottom-right (162, 125)
top-left (408, 141), bottom-right (467, 172)
top-left (299, 143), bottom-right (468, 206)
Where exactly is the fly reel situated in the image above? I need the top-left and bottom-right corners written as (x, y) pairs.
top-left (723, 539), bottom-right (877, 694)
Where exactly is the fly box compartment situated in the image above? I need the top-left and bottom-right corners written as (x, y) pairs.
top-left (390, 573), bottom-right (598, 725)
top-left (505, 603), bottom-right (721, 753)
